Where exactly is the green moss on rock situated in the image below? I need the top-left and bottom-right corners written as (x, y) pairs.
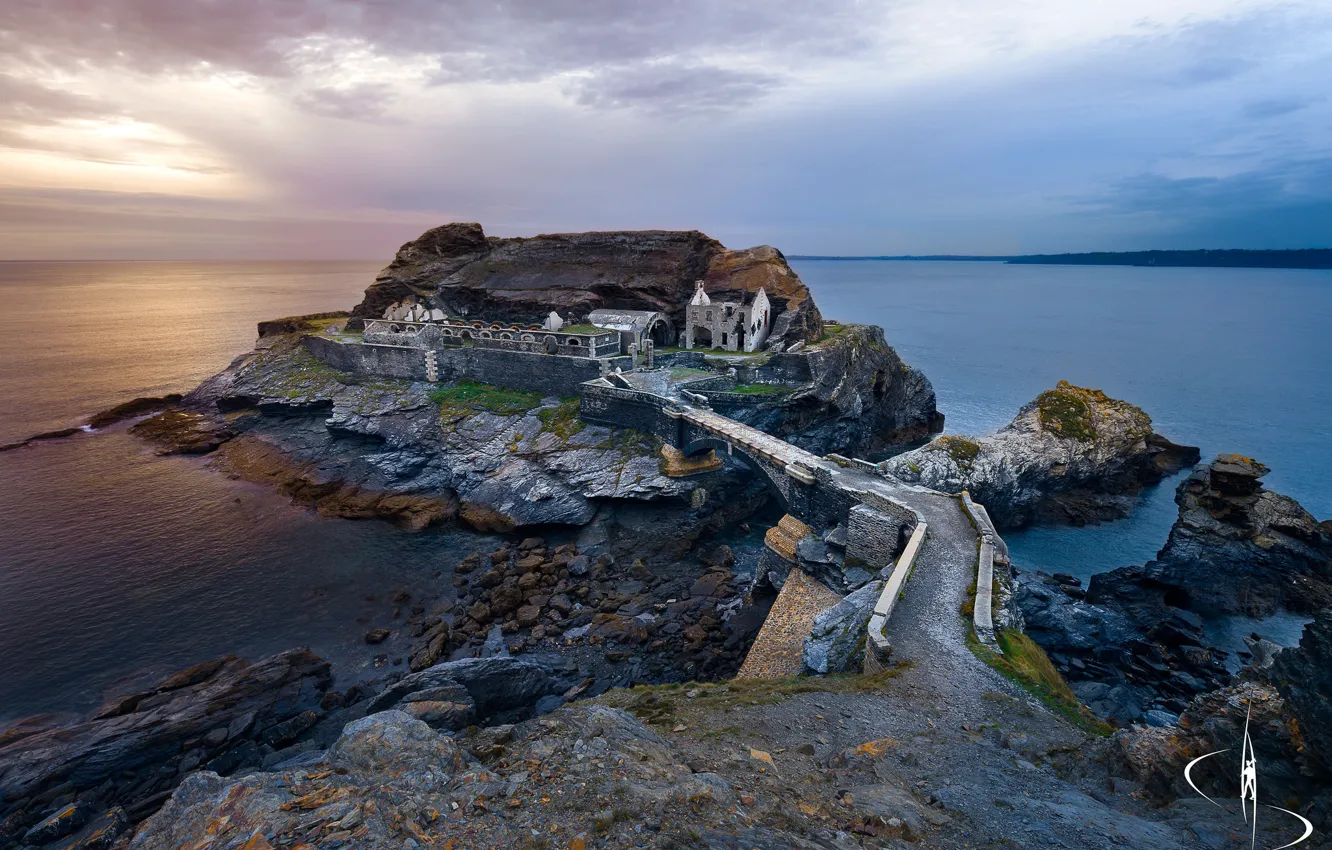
top-left (935, 435), bottom-right (981, 469)
top-left (430, 381), bottom-right (543, 420)
top-left (536, 397), bottom-right (586, 441)
top-left (1036, 382), bottom-right (1097, 441)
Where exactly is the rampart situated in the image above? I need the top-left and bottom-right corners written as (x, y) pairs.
top-left (304, 336), bottom-right (615, 397)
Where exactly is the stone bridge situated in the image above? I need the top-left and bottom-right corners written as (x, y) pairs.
top-left (577, 374), bottom-right (1004, 677)
top-left (580, 377), bottom-right (926, 575)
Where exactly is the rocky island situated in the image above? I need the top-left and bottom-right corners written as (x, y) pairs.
top-left (3, 224), bottom-right (1332, 850)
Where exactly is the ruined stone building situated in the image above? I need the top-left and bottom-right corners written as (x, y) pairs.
top-left (683, 281), bottom-right (771, 353)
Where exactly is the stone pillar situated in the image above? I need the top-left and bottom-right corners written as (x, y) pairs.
top-left (845, 504), bottom-right (905, 573)
top-left (645, 339), bottom-right (654, 369)
top-left (628, 342), bottom-right (638, 369)
top-left (424, 350), bottom-right (439, 382)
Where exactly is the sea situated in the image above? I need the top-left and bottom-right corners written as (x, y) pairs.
top-left (2, 259), bottom-right (1329, 721)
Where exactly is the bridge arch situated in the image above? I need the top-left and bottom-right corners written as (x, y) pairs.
top-left (681, 435), bottom-right (792, 508)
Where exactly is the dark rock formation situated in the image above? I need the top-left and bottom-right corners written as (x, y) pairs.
top-left (1109, 681), bottom-right (1302, 801)
top-left (884, 382), bottom-right (1199, 528)
top-left (1272, 612), bottom-right (1332, 775)
top-left (351, 223), bottom-right (823, 349)
top-left (1014, 571), bottom-right (1230, 723)
top-left (704, 323), bottom-right (944, 456)
top-left (0, 650), bottom-right (331, 845)
top-left (85, 394), bottom-right (183, 429)
top-left (1131, 455), bottom-right (1332, 617)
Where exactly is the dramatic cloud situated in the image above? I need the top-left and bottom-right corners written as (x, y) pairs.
top-left (0, 0), bottom-right (1328, 258)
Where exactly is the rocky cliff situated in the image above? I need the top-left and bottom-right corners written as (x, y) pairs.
top-left (351, 223), bottom-right (824, 349)
top-left (882, 381), bottom-right (1199, 528)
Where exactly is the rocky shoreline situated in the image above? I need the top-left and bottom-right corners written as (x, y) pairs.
top-left (6, 223), bottom-right (1332, 847)
top-left (1016, 454), bottom-right (1332, 726)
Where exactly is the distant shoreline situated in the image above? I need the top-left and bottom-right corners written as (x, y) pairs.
top-left (789, 248), bottom-right (1332, 270)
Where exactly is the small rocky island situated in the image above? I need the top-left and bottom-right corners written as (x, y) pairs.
top-left (3, 224), bottom-right (1332, 850)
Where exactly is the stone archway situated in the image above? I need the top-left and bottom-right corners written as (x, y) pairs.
top-left (681, 435), bottom-right (789, 508)
top-left (648, 317), bottom-right (674, 347)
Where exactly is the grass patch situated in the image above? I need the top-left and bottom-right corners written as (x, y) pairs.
top-left (934, 435), bottom-right (981, 469)
top-left (967, 628), bottom-right (1111, 735)
top-left (559, 323), bottom-right (609, 335)
top-left (1035, 382), bottom-right (1097, 441)
top-left (429, 380), bottom-right (543, 419)
top-left (535, 397), bottom-right (585, 441)
top-left (727, 383), bottom-right (790, 395)
top-left (600, 663), bottom-right (914, 724)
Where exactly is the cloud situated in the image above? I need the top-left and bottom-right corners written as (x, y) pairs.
top-left (293, 82), bottom-right (399, 120)
top-left (1, 0), bottom-right (1331, 257)
top-left (1080, 158), bottom-right (1332, 249)
top-left (569, 63), bottom-right (785, 114)
top-left (1, 0), bottom-right (872, 112)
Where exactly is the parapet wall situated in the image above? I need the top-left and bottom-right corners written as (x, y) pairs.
top-left (578, 380), bottom-right (679, 443)
top-left (303, 336), bottom-right (609, 397)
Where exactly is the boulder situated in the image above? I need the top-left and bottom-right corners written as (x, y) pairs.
top-left (802, 581), bottom-right (883, 674)
top-left (367, 656), bottom-right (558, 722)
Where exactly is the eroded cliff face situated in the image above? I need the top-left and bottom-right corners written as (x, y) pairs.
top-left (882, 381), bottom-right (1199, 528)
top-left (350, 223), bottom-right (824, 348)
top-left (730, 324), bottom-right (943, 456)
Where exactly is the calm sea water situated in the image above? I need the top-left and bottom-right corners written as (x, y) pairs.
top-left (2, 259), bottom-right (1328, 719)
top-left (0, 262), bottom-right (496, 723)
top-left (792, 260), bottom-right (1332, 565)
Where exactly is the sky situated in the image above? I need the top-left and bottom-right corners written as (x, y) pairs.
top-left (1, 0), bottom-right (1329, 259)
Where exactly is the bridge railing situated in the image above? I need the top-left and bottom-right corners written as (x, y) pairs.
top-left (960, 491), bottom-right (1005, 651)
top-left (864, 521), bottom-right (929, 671)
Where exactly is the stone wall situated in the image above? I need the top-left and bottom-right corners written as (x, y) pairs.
top-left (578, 381), bottom-right (680, 443)
top-left (304, 336), bottom-right (606, 397)
top-left (845, 504), bottom-right (905, 571)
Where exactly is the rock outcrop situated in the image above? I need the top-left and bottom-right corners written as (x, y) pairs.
top-left (351, 223), bottom-right (824, 349)
top-left (1014, 571), bottom-right (1230, 724)
top-left (883, 382), bottom-right (1199, 528)
top-left (1272, 612), bottom-right (1332, 775)
top-left (128, 705), bottom-right (793, 849)
top-left (1016, 455), bottom-right (1331, 726)
top-left (1130, 455), bottom-right (1332, 617)
top-left (715, 323), bottom-right (944, 456)
top-left (126, 224), bottom-right (942, 538)
top-left (0, 650), bottom-right (331, 846)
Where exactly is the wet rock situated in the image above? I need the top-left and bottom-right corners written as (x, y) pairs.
top-left (0, 650), bottom-right (330, 827)
top-left (363, 627), bottom-right (391, 644)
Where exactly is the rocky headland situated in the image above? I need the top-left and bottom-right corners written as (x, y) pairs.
top-left (10, 224), bottom-right (1332, 848)
top-left (112, 225), bottom-right (940, 547)
top-left (883, 381), bottom-right (1199, 528)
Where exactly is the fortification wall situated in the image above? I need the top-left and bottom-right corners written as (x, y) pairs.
top-left (304, 336), bottom-right (606, 397)
top-left (578, 381), bottom-right (682, 443)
